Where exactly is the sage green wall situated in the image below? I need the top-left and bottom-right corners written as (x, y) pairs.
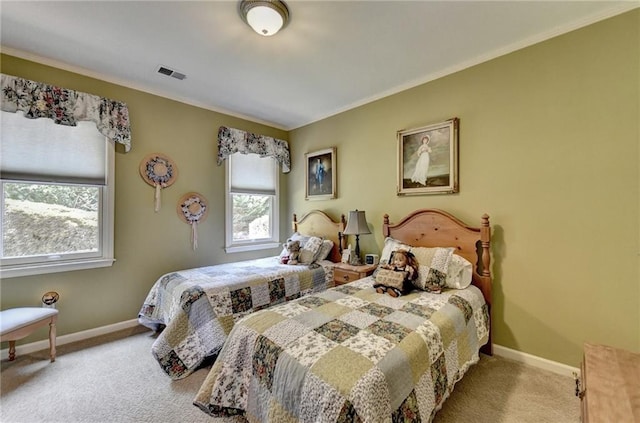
top-left (288, 10), bottom-right (640, 367)
top-left (0, 54), bottom-right (288, 342)
top-left (1, 10), bottom-right (638, 368)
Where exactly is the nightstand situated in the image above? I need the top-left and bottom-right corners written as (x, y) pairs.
top-left (333, 262), bottom-right (377, 286)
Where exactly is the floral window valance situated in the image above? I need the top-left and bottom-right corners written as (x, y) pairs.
top-left (217, 126), bottom-right (290, 173)
top-left (1, 74), bottom-right (132, 152)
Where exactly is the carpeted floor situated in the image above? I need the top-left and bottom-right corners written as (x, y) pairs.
top-left (0, 326), bottom-right (581, 423)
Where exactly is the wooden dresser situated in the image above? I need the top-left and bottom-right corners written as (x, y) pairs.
top-left (579, 343), bottom-right (640, 423)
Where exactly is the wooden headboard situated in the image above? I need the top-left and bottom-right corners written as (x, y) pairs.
top-left (292, 210), bottom-right (347, 263)
top-left (383, 209), bottom-right (492, 354)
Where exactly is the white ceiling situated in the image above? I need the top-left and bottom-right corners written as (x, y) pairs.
top-left (1, 1), bottom-right (636, 130)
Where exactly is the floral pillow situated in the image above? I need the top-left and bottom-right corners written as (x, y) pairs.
top-left (315, 239), bottom-right (334, 262)
top-left (298, 236), bottom-right (324, 264)
top-left (409, 246), bottom-right (455, 293)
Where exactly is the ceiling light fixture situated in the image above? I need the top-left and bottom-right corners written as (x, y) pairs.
top-left (239, 0), bottom-right (289, 37)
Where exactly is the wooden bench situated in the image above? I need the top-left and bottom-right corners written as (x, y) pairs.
top-left (0, 307), bottom-right (59, 362)
top-left (578, 343), bottom-right (640, 423)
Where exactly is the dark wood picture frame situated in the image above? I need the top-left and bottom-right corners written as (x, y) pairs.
top-left (305, 147), bottom-right (336, 200)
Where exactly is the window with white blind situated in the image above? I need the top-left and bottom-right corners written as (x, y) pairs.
top-left (225, 152), bottom-right (279, 253)
top-left (0, 110), bottom-right (115, 278)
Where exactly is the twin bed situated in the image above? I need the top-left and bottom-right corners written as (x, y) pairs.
top-left (138, 208), bottom-right (492, 422)
top-left (138, 210), bottom-right (346, 379)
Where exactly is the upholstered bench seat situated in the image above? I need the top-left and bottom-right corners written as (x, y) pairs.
top-left (0, 307), bottom-right (59, 362)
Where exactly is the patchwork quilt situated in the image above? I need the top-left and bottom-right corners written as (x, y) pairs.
top-left (138, 257), bottom-right (335, 379)
top-left (193, 277), bottom-right (489, 422)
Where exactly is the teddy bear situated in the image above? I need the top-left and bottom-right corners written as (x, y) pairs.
top-left (281, 239), bottom-right (301, 265)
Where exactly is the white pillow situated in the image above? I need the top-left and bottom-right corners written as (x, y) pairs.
top-left (446, 254), bottom-right (473, 289)
top-left (380, 237), bottom-right (411, 265)
top-left (298, 236), bottom-right (324, 264)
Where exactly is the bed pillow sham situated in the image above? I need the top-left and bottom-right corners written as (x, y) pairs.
top-left (315, 239), bottom-right (335, 261)
top-left (298, 236), bottom-right (324, 264)
top-left (380, 237), bottom-right (411, 265)
top-left (409, 246), bottom-right (455, 293)
top-left (446, 254), bottom-right (473, 289)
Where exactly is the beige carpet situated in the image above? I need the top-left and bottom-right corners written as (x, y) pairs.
top-left (0, 326), bottom-right (580, 423)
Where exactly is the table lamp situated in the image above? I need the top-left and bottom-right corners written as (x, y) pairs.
top-left (343, 209), bottom-right (371, 265)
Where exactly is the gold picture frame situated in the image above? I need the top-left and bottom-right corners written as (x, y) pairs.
top-left (397, 117), bottom-right (459, 195)
top-left (305, 147), bottom-right (336, 200)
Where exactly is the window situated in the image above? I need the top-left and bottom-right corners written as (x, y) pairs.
top-left (0, 110), bottom-right (115, 278)
top-left (225, 152), bottom-right (279, 253)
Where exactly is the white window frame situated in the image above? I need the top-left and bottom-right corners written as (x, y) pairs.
top-left (0, 141), bottom-right (115, 279)
top-left (224, 153), bottom-right (280, 253)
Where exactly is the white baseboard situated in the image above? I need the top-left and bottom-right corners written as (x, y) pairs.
top-left (493, 344), bottom-right (579, 378)
top-left (2, 319), bottom-right (580, 378)
top-left (0, 318), bottom-right (141, 361)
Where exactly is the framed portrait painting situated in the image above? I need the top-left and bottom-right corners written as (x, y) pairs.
top-left (397, 117), bottom-right (459, 195)
top-left (305, 147), bottom-right (336, 200)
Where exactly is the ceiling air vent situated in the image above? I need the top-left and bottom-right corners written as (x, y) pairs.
top-left (157, 65), bottom-right (186, 81)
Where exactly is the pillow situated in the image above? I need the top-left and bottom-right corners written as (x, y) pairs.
top-left (298, 236), bottom-right (324, 264)
top-left (279, 232), bottom-right (312, 258)
top-left (380, 237), bottom-right (411, 265)
top-left (446, 254), bottom-right (473, 289)
top-left (315, 239), bottom-right (334, 262)
top-left (409, 246), bottom-right (455, 293)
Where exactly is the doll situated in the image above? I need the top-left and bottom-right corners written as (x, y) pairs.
top-left (373, 249), bottom-right (419, 297)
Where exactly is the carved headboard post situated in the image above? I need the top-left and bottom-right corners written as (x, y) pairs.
top-left (480, 213), bottom-right (492, 356)
top-left (339, 214), bottom-right (347, 252)
top-left (481, 214), bottom-right (491, 278)
top-left (292, 213), bottom-right (298, 233)
top-left (382, 214), bottom-right (391, 237)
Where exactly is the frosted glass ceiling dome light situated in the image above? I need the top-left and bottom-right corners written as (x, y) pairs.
top-left (239, 0), bottom-right (289, 37)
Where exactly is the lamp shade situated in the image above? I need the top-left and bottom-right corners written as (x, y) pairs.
top-left (343, 210), bottom-right (371, 235)
top-left (239, 0), bottom-right (289, 37)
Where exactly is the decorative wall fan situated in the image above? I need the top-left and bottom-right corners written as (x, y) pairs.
top-left (177, 192), bottom-right (209, 250)
top-left (139, 153), bottom-right (178, 212)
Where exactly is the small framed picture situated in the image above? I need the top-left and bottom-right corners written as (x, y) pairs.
top-left (397, 117), bottom-right (459, 195)
top-left (305, 148), bottom-right (336, 200)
